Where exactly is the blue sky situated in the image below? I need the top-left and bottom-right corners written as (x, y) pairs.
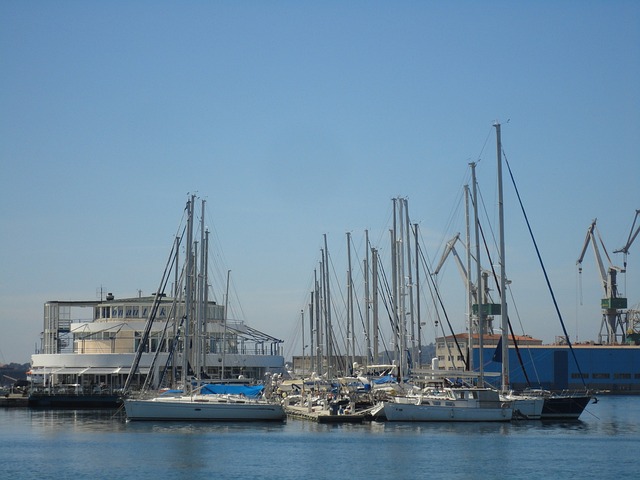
top-left (1, 1), bottom-right (638, 364)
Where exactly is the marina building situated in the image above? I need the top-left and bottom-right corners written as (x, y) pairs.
top-left (30, 294), bottom-right (286, 394)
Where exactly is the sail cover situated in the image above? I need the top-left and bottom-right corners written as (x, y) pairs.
top-left (200, 384), bottom-right (264, 398)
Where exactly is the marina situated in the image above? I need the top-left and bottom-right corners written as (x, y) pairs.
top-left (2, 4), bottom-right (638, 479)
top-left (0, 394), bottom-right (636, 479)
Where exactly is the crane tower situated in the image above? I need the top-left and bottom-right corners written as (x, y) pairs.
top-left (577, 219), bottom-right (627, 344)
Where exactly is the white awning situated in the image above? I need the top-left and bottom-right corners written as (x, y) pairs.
top-left (53, 367), bottom-right (90, 375)
top-left (83, 367), bottom-right (124, 375)
top-left (29, 366), bottom-right (149, 375)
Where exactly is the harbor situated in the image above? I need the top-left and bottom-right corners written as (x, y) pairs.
top-left (0, 394), bottom-right (635, 480)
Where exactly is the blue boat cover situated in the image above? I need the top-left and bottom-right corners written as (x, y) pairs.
top-left (200, 384), bottom-right (264, 398)
top-left (159, 389), bottom-right (184, 396)
top-left (373, 375), bottom-right (397, 384)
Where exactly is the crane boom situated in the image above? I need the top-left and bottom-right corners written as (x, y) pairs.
top-left (434, 233), bottom-right (462, 275)
top-left (577, 219), bottom-right (609, 295)
top-left (433, 233), bottom-right (478, 302)
top-left (614, 209), bottom-right (640, 268)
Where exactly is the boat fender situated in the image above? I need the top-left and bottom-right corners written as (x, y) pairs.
top-left (501, 403), bottom-right (509, 409)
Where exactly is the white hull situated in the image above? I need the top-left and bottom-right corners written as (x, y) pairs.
top-left (382, 387), bottom-right (513, 422)
top-left (504, 395), bottom-right (544, 420)
top-left (125, 395), bottom-right (286, 421)
top-left (383, 401), bottom-right (512, 422)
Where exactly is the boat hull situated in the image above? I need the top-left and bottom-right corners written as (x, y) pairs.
top-left (505, 396), bottom-right (545, 420)
top-left (541, 395), bottom-right (592, 420)
top-left (124, 397), bottom-right (286, 421)
top-left (382, 402), bottom-right (512, 422)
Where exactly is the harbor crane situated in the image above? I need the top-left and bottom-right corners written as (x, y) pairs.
top-left (433, 233), bottom-right (499, 334)
top-left (614, 209), bottom-right (640, 343)
top-left (577, 219), bottom-right (628, 344)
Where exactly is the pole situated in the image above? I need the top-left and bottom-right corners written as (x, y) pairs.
top-left (495, 122), bottom-right (510, 392)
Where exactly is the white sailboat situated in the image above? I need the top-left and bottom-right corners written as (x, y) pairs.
top-left (123, 195), bottom-right (285, 422)
top-left (125, 384), bottom-right (286, 421)
top-left (383, 385), bottom-right (512, 422)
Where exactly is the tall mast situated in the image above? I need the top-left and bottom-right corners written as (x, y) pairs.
top-left (372, 247), bottom-right (379, 362)
top-left (346, 231), bottom-right (355, 374)
top-left (221, 269), bottom-right (230, 380)
top-left (464, 184), bottom-right (474, 371)
top-left (203, 227), bottom-right (209, 374)
top-left (314, 269), bottom-right (322, 376)
top-left (414, 222), bottom-right (421, 369)
top-left (323, 234), bottom-right (333, 379)
top-left (391, 199), bottom-right (399, 370)
top-left (300, 309), bottom-right (305, 371)
top-left (364, 230), bottom-right (372, 365)
top-left (308, 292), bottom-right (314, 374)
top-left (495, 122), bottom-right (510, 392)
top-left (182, 195), bottom-right (195, 387)
top-left (404, 199), bottom-right (415, 370)
top-left (470, 163), bottom-right (484, 385)
top-left (396, 198), bottom-right (407, 380)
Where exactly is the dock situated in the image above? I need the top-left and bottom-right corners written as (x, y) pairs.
top-left (284, 404), bottom-right (366, 423)
top-left (0, 394), bottom-right (29, 408)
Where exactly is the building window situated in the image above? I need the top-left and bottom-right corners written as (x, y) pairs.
top-left (592, 373), bottom-right (610, 379)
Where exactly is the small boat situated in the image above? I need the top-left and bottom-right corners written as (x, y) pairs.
top-left (382, 386), bottom-right (512, 422)
top-left (124, 384), bottom-right (285, 421)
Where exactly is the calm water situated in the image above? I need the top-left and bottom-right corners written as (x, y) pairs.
top-left (1, 395), bottom-right (638, 479)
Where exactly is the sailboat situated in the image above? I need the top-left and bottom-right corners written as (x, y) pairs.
top-left (123, 195), bottom-right (285, 422)
top-left (377, 198), bottom-right (512, 422)
top-left (491, 122), bottom-right (590, 420)
top-left (124, 383), bottom-right (286, 421)
top-left (382, 382), bottom-right (512, 422)
top-left (491, 122), bottom-right (544, 420)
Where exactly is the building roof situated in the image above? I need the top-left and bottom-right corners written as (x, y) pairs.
top-left (437, 333), bottom-right (543, 345)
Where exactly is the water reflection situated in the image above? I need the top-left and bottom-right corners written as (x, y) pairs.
top-left (28, 409), bottom-right (127, 433)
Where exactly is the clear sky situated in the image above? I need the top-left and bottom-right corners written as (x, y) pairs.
top-left (1, 1), bottom-right (638, 364)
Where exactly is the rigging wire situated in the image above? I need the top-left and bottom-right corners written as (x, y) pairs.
top-left (502, 149), bottom-right (588, 389)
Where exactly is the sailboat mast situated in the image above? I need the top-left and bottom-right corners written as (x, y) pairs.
top-left (222, 269), bottom-right (230, 380)
top-left (301, 309), bottom-right (305, 368)
top-left (364, 230), bottom-right (372, 365)
top-left (470, 163), bottom-right (484, 385)
top-left (183, 195), bottom-right (195, 387)
top-left (323, 234), bottom-right (333, 379)
top-left (464, 184), bottom-right (474, 371)
top-left (495, 122), bottom-right (510, 392)
top-left (414, 223), bottom-right (421, 369)
top-left (203, 227), bottom-right (209, 375)
top-left (314, 269), bottom-right (322, 376)
top-left (396, 198), bottom-right (407, 380)
top-left (372, 247), bottom-right (379, 362)
top-left (308, 292), bottom-right (314, 374)
top-left (346, 232), bottom-right (355, 374)
top-left (404, 199), bottom-right (415, 370)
